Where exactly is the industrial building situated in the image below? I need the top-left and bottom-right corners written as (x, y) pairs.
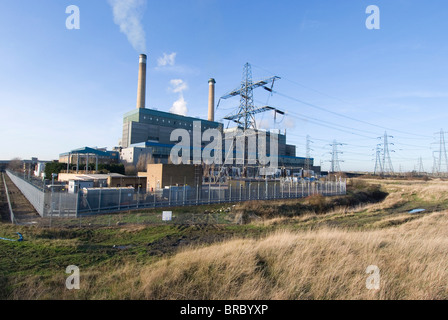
top-left (119, 54), bottom-right (319, 179)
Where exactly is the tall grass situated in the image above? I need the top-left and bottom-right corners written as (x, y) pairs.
top-left (5, 179), bottom-right (448, 300)
top-left (133, 211), bottom-right (448, 300)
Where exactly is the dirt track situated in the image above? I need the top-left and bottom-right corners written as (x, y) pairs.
top-left (0, 172), bottom-right (40, 224)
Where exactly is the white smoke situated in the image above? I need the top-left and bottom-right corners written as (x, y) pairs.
top-left (157, 53), bottom-right (177, 67)
top-left (108, 0), bottom-right (147, 53)
top-left (169, 79), bottom-right (188, 116)
top-left (170, 94), bottom-right (188, 116)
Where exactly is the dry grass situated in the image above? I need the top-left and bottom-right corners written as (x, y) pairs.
top-left (7, 178), bottom-right (448, 300)
top-left (131, 211), bottom-right (448, 300)
top-left (56, 210), bottom-right (447, 300)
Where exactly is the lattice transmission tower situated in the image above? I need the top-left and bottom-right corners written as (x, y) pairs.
top-left (378, 132), bottom-right (394, 175)
top-left (435, 129), bottom-right (448, 175)
top-left (329, 140), bottom-right (345, 173)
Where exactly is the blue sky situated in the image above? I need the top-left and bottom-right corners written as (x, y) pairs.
top-left (1, 0), bottom-right (448, 172)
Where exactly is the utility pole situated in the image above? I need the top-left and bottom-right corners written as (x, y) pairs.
top-left (305, 135), bottom-right (313, 173)
top-left (435, 129), bottom-right (448, 175)
top-left (373, 145), bottom-right (383, 176)
top-left (378, 132), bottom-right (394, 175)
top-left (219, 63), bottom-right (282, 178)
top-left (432, 151), bottom-right (439, 176)
top-left (417, 156), bottom-right (424, 175)
top-left (329, 140), bottom-right (345, 173)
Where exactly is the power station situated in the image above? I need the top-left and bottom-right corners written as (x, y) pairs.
top-left (7, 54), bottom-right (345, 220)
top-left (119, 54), bottom-right (320, 178)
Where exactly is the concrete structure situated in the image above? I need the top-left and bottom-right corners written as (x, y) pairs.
top-left (208, 78), bottom-right (216, 122)
top-left (120, 146), bottom-right (153, 167)
top-left (138, 163), bottom-right (202, 191)
top-left (136, 54), bottom-right (147, 109)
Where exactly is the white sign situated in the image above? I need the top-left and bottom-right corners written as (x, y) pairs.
top-left (162, 211), bottom-right (172, 221)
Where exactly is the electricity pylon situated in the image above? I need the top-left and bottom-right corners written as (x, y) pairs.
top-left (374, 145), bottom-right (383, 175)
top-left (305, 135), bottom-right (313, 172)
top-left (329, 140), bottom-right (345, 173)
top-left (378, 132), bottom-right (394, 175)
top-left (435, 129), bottom-right (448, 175)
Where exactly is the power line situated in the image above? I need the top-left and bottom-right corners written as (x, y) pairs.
top-left (251, 63), bottom-right (432, 139)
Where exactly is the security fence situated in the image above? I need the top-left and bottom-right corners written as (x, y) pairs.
top-left (6, 170), bottom-right (346, 225)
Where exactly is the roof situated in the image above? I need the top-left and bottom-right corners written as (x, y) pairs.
top-left (59, 147), bottom-right (119, 158)
top-left (123, 108), bottom-right (223, 127)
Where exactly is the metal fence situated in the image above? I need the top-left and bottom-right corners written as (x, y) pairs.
top-left (6, 170), bottom-right (347, 223)
top-left (76, 179), bottom-right (347, 214)
top-left (6, 170), bottom-right (47, 216)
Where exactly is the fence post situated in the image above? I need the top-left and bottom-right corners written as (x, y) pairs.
top-left (196, 183), bottom-right (199, 205)
top-left (229, 183), bottom-right (232, 203)
top-left (208, 179), bottom-right (211, 204)
top-left (169, 177), bottom-right (172, 206)
top-left (118, 188), bottom-right (122, 210)
top-left (75, 190), bottom-right (79, 218)
top-left (98, 186), bottom-right (102, 213)
top-left (136, 185), bottom-right (139, 209)
top-left (183, 177), bottom-right (186, 206)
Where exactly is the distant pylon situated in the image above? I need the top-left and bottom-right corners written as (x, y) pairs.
top-left (417, 156), bottom-right (424, 175)
top-left (435, 129), bottom-right (448, 175)
top-left (432, 151), bottom-right (439, 176)
top-left (305, 135), bottom-right (313, 172)
top-left (380, 132), bottom-right (394, 175)
top-left (329, 140), bottom-right (345, 173)
top-left (374, 145), bottom-right (383, 175)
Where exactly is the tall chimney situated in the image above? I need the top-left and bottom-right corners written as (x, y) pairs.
top-left (136, 54), bottom-right (147, 109)
top-left (208, 78), bottom-right (216, 122)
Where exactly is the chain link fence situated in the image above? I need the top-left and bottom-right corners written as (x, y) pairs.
top-left (6, 170), bottom-right (346, 227)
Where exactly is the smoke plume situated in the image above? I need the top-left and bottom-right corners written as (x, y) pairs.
top-left (170, 94), bottom-right (188, 116)
top-left (169, 79), bottom-right (188, 116)
top-left (108, 0), bottom-right (147, 53)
